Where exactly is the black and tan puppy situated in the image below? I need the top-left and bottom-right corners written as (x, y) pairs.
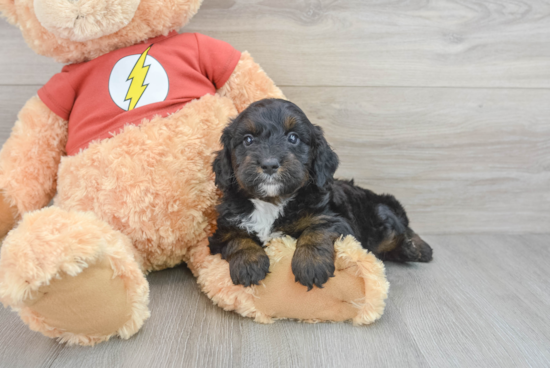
top-left (209, 99), bottom-right (432, 290)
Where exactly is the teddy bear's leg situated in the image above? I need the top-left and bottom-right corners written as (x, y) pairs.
top-left (191, 235), bottom-right (389, 325)
top-left (0, 96), bottom-right (68, 239)
top-left (254, 236), bottom-right (389, 324)
top-left (0, 207), bottom-right (149, 346)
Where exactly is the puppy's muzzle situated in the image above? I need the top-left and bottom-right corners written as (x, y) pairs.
top-left (260, 158), bottom-right (280, 176)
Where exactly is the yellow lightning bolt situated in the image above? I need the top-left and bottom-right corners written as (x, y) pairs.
top-left (125, 45), bottom-right (152, 111)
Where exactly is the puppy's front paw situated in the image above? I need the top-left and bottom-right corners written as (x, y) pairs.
top-left (228, 247), bottom-right (270, 287)
top-left (291, 245), bottom-right (335, 291)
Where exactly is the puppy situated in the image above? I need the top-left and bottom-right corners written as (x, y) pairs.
top-left (209, 99), bottom-right (432, 290)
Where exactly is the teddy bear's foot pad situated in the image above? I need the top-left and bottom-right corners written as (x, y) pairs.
top-left (254, 236), bottom-right (389, 324)
top-left (0, 207), bottom-right (150, 345)
top-left (195, 235), bottom-right (389, 325)
top-left (22, 258), bottom-right (132, 340)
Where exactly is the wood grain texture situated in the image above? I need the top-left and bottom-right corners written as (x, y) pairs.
top-left (0, 23), bottom-right (59, 85)
top-left (0, 86), bottom-right (39, 138)
top-left (284, 87), bottom-right (550, 234)
top-left (0, 0), bottom-right (549, 233)
top-left (2, 0), bottom-right (550, 87)
top-left (1, 235), bottom-right (549, 368)
top-left (1, 86), bottom-right (548, 233)
top-left (189, 0), bottom-right (550, 87)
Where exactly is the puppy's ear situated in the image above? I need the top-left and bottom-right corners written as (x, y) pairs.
top-left (213, 128), bottom-right (234, 191)
top-left (311, 125), bottom-right (339, 189)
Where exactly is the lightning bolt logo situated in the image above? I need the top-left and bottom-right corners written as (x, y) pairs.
top-left (125, 45), bottom-right (153, 111)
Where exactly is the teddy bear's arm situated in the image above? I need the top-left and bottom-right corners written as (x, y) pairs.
top-left (0, 96), bottom-right (68, 236)
top-left (218, 52), bottom-right (286, 113)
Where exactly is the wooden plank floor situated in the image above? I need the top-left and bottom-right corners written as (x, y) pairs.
top-left (0, 234), bottom-right (549, 368)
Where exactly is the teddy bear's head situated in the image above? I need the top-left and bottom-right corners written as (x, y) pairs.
top-left (0, 0), bottom-right (203, 63)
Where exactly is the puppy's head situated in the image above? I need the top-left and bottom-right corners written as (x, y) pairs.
top-left (213, 99), bottom-right (339, 198)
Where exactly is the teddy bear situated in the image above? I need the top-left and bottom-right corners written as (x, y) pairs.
top-left (0, 0), bottom-right (389, 346)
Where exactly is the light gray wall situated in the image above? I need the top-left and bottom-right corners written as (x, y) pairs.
top-left (1, 0), bottom-right (548, 233)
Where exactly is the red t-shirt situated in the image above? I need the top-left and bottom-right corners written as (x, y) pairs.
top-left (38, 32), bottom-right (241, 155)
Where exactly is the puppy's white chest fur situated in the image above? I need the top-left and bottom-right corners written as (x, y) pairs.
top-left (238, 198), bottom-right (290, 244)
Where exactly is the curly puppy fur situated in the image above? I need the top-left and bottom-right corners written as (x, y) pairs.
top-left (209, 99), bottom-right (432, 290)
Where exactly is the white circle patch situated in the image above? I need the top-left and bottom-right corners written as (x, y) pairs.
top-left (109, 49), bottom-right (169, 111)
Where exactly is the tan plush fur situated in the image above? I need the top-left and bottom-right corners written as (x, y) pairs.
top-left (34, 0), bottom-right (141, 42)
top-left (0, 0), bottom-right (17, 25)
top-left (333, 236), bottom-right (389, 325)
top-left (55, 94), bottom-right (237, 271)
top-left (0, 193), bottom-right (16, 239)
top-left (218, 52), bottom-right (286, 113)
top-left (261, 236), bottom-right (388, 325)
top-left (187, 238), bottom-right (264, 321)
top-left (0, 97), bottom-right (67, 216)
top-left (190, 236), bottom-right (388, 325)
top-left (7, 0), bottom-right (204, 63)
top-left (0, 207), bottom-right (149, 345)
top-left (0, 0), bottom-right (389, 345)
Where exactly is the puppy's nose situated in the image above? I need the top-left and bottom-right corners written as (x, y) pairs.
top-left (261, 158), bottom-right (280, 175)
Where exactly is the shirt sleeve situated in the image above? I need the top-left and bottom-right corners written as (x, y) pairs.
top-left (195, 33), bottom-right (242, 90)
top-left (37, 70), bottom-right (76, 120)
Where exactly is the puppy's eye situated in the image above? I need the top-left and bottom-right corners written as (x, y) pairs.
top-left (243, 135), bottom-right (254, 146)
top-left (288, 133), bottom-right (299, 144)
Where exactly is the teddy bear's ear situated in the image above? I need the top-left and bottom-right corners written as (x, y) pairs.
top-left (0, 0), bottom-right (18, 25)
